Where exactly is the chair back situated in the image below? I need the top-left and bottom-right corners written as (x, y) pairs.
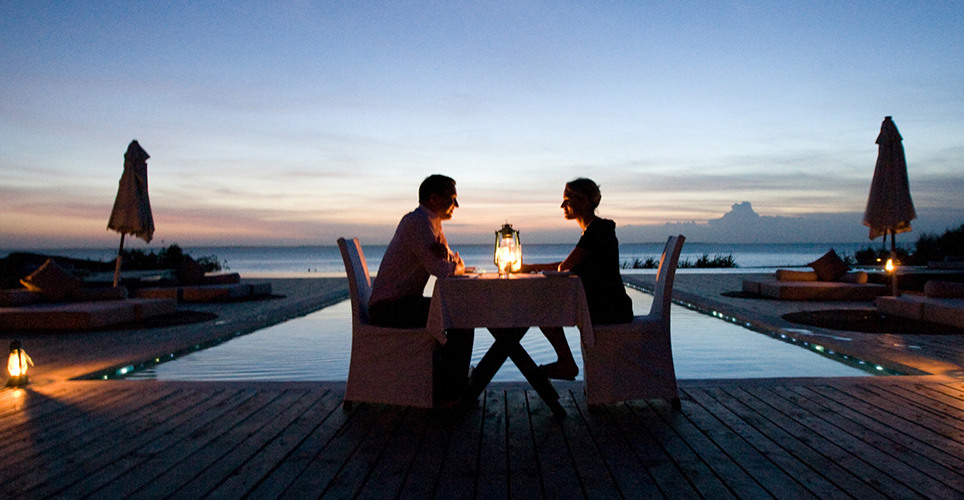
top-left (647, 235), bottom-right (686, 323)
top-left (337, 237), bottom-right (373, 324)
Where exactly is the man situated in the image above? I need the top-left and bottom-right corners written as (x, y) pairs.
top-left (369, 174), bottom-right (473, 402)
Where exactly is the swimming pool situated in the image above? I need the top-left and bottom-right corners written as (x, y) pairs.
top-left (105, 287), bottom-right (896, 382)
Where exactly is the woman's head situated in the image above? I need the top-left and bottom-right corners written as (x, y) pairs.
top-left (561, 177), bottom-right (601, 224)
top-left (565, 178), bottom-right (601, 209)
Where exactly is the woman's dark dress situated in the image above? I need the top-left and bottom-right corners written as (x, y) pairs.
top-left (571, 218), bottom-right (633, 324)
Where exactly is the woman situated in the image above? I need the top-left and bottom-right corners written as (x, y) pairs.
top-left (519, 178), bottom-right (633, 380)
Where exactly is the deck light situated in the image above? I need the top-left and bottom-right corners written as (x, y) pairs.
top-left (494, 223), bottom-right (522, 276)
top-left (7, 340), bottom-right (33, 388)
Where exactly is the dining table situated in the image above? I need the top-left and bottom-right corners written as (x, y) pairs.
top-left (426, 272), bottom-right (594, 416)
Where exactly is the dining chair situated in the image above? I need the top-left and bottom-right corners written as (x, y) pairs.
top-left (337, 237), bottom-right (439, 409)
top-left (582, 235), bottom-right (686, 409)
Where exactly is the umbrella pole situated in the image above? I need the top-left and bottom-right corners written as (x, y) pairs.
top-left (113, 234), bottom-right (125, 288)
top-left (890, 230), bottom-right (900, 297)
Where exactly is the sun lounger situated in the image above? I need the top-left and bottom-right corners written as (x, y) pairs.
top-left (743, 269), bottom-right (888, 301)
top-left (0, 258), bottom-right (179, 331)
top-left (741, 249), bottom-right (889, 301)
top-left (131, 281), bottom-right (272, 302)
top-left (0, 297), bottom-right (177, 331)
top-left (876, 281), bottom-right (964, 329)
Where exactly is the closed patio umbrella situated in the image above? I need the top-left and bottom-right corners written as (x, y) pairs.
top-left (107, 140), bottom-right (154, 286)
top-left (862, 116), bottom-right (915, 296)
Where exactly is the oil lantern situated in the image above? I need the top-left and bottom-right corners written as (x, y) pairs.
top-left (494, 223), bottom-right (522, 276)
top-left (7, 340), bottom-right (33, 388)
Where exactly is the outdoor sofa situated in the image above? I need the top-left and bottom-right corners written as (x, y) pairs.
top-left (876, 280), bottom-right (964, 330)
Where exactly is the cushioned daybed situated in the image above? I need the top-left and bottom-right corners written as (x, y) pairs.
top-left (128, 255), bottom-right (271, 302)
top-left (876, 281), bottom-right (964, 329)
top-left (0, 259), bottom-right (177, 331)
top-left (742, 249), bottom-right (888, 301)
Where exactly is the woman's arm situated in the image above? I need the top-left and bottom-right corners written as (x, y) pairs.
top-left (518, 245), bottom-right (589, 273)
top-left (559, 246), bottom-right (588, 272)
top-left (518, 262), bottom-right (561, 273)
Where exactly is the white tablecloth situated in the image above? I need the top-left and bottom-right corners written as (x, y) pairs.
top-left (426, 273), bottom-right (594, 347)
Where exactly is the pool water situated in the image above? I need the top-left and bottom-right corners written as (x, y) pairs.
top-left (113, 288), bottom-right (885, 382)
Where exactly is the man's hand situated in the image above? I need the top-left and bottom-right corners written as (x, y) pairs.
top-left (453, 252), bottom-right (465, 275)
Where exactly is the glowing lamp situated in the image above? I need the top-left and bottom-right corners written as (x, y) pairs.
top-left (7, 340), bottom-right (33, 388)
top-left (494, 223), bottom-right (522, 276)
top-left (885, 259), bottom-right (895, 272)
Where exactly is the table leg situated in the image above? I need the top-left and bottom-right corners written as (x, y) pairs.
top-left (466, 328), bottom-right (566, 417)
top-left (465, 334), bottom-right (513, 401)
top-left (504, 342), bottom-right (565, 417)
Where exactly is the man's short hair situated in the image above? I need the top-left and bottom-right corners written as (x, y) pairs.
top-left (419, 174), bottom-right (456, 203)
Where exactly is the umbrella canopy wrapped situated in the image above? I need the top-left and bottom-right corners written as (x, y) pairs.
top-left (107, 140), bottom-right (154, 286)
top-left (862, 116), bottom-right (916, 240)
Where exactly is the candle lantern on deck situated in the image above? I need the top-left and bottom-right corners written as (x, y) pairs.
top-left (7, 340), bottom-right (33, 388)
top-left (494, 223), bottom-right (522, 276)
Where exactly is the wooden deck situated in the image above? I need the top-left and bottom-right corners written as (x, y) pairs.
top-left (4, 377), bottom-right (964, 499)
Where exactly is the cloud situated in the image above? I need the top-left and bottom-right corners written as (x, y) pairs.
top-left (618, 201), bottom-right (964, 244)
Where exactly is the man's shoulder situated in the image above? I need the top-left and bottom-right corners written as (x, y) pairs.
top-left (399, 206), bottom-right (430, 224)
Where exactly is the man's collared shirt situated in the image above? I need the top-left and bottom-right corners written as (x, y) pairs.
top-left (369, 204), bottom-right (458, 306)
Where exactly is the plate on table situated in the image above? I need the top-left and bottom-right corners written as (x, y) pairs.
top-left (541, 271), bottom-right (572, 277)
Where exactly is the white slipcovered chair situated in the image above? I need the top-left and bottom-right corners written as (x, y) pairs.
top-left (337, 237), bottom-right (439, 408)
top-left (583, 235), bottom-right (686, 409)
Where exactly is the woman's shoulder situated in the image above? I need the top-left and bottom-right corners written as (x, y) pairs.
top-left (588, 217), bottom-right (616, 233)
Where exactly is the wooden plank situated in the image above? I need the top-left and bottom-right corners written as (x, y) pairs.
top-left (395, 406), bottom-right (451, 500)
top-left (556, 389), bottom-right (622, 500)
top-left (774, 383), bottom-right (964, 499)
top-left (279, 402), bottom-right (389, 499)
top-left (36, 388), bottom-right (259, 499)
top-left (474, 389), bottom-right (508, 500)
top-left (203, 389), bottom-right (342, 500)
top-left (818, 383), bottom-right (964, 460)
top-left (631, 399), bottom-right (773, 500)
top-left (741, 385), bottom-right (934, 500)
top-left (702, 386), bottom-right (883, 499)
top-left (320, 404), bottom-right (409, 499)
top-left (173, 389), bottom-right (332, 499)
top-left (245, 389), bottom-right (356, 500)
top-left (505, 387), bottom-right (543, 500)
top-left (355, 407), bottom-right (433, 500)
top-left (605, 399), bottom-right (707, 498)
top-left (122, 389), bottom-right (294, 500)
top-left (433, 403), bottom-right (485, 499)
top-left (137, 389), bottom-right (313, 500)
top-left (568, 389), bottom-right (665, 500)
top-left (0, 386), bottom-right (154, 453)
top-left (796, 385), bottom-right (964, 491)
top-left (846, 384), bottom-right (964, 444)
top-left (1, 385), bottom-right (180, 488)
top-left (0, 385), bottom-right (76, 426)
top-left (684, 388), bottom-right (823, 499)
top-left (528, 389), bottom-right (583, 499)
top-left (61, 388), bottom-right (253, 500)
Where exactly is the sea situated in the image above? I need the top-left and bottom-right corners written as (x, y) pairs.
top-left (3, 242), bottom-right (879, 277)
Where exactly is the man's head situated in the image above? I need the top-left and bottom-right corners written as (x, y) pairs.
top-left (419, 174), bottom-right (459, 220)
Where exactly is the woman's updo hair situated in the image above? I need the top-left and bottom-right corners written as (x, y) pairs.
top-left (566, 177), bottom-right (602, 209)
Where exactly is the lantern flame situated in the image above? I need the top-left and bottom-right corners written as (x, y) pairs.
top-left (7, 340), bottom-right (33, 382)
top-left (885, 259), bottom-right (895, 272)
top-left (494, 223), bottom-right (522, 276)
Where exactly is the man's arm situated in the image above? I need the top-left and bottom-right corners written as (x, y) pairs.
top-left (405, 212), bottom-right (461, 277)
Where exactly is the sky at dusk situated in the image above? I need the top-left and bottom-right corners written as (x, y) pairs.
top-left (2, 1), bottom-right (963, 249)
